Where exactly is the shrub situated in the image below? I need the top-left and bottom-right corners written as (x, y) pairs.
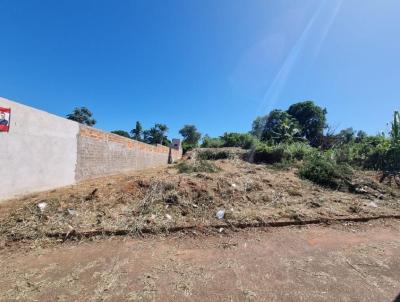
top-left (220, 132), bottom-right (258, 149)
top-left (299, 154), bottom-right (352, 189)
top-left (201, 135), bottom-right (224, 148)
top-left (197, 150), bottom-right (232, 160)
top-left (176, 160), bottom-right (220, 174)
top-left (252, 142), bottom-right (315, 164)
top-left (253, 144), bottom-right (288, 164)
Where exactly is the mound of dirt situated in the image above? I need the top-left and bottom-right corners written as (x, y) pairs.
top-left (1, 148), bottom-right (399, 246)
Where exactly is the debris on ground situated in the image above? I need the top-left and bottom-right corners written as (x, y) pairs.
top-left (0, 147), bottom-right (399, 246)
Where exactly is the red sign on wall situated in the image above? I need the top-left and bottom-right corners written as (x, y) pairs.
top-left (0, 107), bottom-right (10, 132)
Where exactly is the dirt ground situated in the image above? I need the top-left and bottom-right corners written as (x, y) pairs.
top-left (1, 149), bottom-right (399, 246)
top-left (1, 219), bottom-right (400, 301)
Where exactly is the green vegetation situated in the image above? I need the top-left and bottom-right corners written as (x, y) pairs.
top-left (176, 160), bottom-right (220, 173)
top-left (66, 107), bottom-right (96, 126)
top-left (143, 123), bottom-right (170, 146)
top-left (299, 154), bottom-right (352, 189)
top-left (252, 142), bottom-right (315, 164)
top-left (179, 124), bottom-right (202, 153)
top-left (131, 121), bottom-right (143, 141)
top-left (197, 149), bottom-right (233, 160)
top-left (111, 130), bottom-right (131, 138)
top-left (67, 102), bottom-right (398, 189)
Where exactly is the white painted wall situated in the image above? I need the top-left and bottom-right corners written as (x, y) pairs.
top-left (0, 97), bottom-right (79, 201)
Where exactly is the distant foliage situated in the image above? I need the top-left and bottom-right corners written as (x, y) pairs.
top-left (252, 142), bottom-right (315, 164)
top-left (219, 132), bottom-right (258, 149)
top-left (250, 115), bottom-right (268, 139)
top-left (287, 101), bottom-right (327, 147)
top-left (197, 150), bottom-right (232, 160)
top-left (131, 121), bottom-right (143, 141)
top-left (201, 135), bottom-right (224, 148)
top-left (66, 107), bottom-right (96, 126)
top-left (143, 123), bottom-right (170, 146)
top-left (260, 110), bottom-right (302, 144)
top-left (111, 130), bottom-right (131, 138)
top-left (379, 111), bottom-right (400, 184)
top-left (179, 125), bottom-right (202, 153)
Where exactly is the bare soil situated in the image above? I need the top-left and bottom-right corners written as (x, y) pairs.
top-left (1, 219), bottom-right (400, 301)
top-left (0, 148), bottom-right (399, 247)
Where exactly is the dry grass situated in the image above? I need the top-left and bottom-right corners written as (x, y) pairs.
top-left (1, 148), bottom-right (399, 246)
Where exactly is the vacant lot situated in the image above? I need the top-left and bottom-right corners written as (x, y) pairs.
top-left (0, 148), bottom-right (399, 247)
top-left (1, 149), bottom-right (400, 301)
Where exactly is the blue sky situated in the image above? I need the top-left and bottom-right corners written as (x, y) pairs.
top-left (0, 0), bottom-right (399, 139)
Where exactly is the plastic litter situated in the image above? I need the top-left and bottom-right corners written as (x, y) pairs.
top-left (367, 201), bottom-right (378, 208)
top-left (67, 209), bottom-right (77, 216)
top-left (165, 214), bottom-right (172, 220)
top-left (216, 209), bottom-right (225, 219)
top-left (37, 202), bottom-right (47, 212)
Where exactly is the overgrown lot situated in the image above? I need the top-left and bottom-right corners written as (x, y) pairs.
top-left (1, 148), bottom-right (399, 247)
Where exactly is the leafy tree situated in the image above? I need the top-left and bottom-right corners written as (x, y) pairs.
top-left (261, 110), bottom-right (302, 144)
top-left (66, 107), bottom-right (96, 126)
top-left (143, 123), bottom-right (169, 146)
top-left (179, 125), bottom-right (202, 153)
top-left (337, 128), bottom-right (356, 145)
top-left (287, 101), bottom-right (327, 146)
top-left (250, 115), bottom-right (268, 139)
top-left (131, 121), bottom-right (143, 141)
top-left (111, 130), bottom-right (131, 138)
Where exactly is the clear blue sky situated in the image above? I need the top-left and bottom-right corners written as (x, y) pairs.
top-left (1, 0), bottom-right (399, 139)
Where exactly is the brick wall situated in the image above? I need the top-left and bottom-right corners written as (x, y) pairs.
top-left (76, 126), bottom-right (182, 181)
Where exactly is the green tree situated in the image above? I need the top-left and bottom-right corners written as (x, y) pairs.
top-left (250, 115), bottom-right (268, 139)
top-left (261, 110), bottom-right (302, 144)
top-left (131, 121), bottom-right (143, 141)
top-left (287, 101), bottom-right (327, 146)
top-left (143, 123), bottom-right (169, 146)
top-left (66, 107), bottom-right (96, 126)
top-left (179, 125), bottom-right (202, 153)
top-left (111, 130), bottom-right (131, 138)
top-left (337, 128), bottom-right (356, 145)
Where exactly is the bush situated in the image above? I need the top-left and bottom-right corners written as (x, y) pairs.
top-left (176, 160), bottom-right (220, 173)
top-left (252, 142), bottom-right (315, 164)
top-left (197, 150), bottom-right (232, 160)
top-left (299, 154), bottom-right (352, 189)
top-left (201, 136), bottom-right (224, 148)
top-left (220, 132), bottom-right (258, 149)
top-left (330, 136), bottom-right (390, 170)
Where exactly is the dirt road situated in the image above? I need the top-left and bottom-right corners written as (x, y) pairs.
top-left (1, 220), bottom-right (400, 301)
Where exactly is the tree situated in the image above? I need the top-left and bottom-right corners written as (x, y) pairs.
top-left (66, 107), bottom-right (96, 126)
top-left (287, 101), bottom-right (327, 146)
top-left (261, 110), bottom-right (302, 144)
top-left (179, 125), bottom-right (201, 152)
top-left (250, 115), bottom-right (268, 139)
top-left (131, 121), bottom-right (143, 141)
top-left (111, 130), bottom-right (131, 138)
top-left (337, 128), bottom-right (356, 145)
top-left (143, 123), bottom-right (169, 146)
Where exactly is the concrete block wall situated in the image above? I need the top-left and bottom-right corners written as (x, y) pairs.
top-left (0, 97), bottom-right (182, 201)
